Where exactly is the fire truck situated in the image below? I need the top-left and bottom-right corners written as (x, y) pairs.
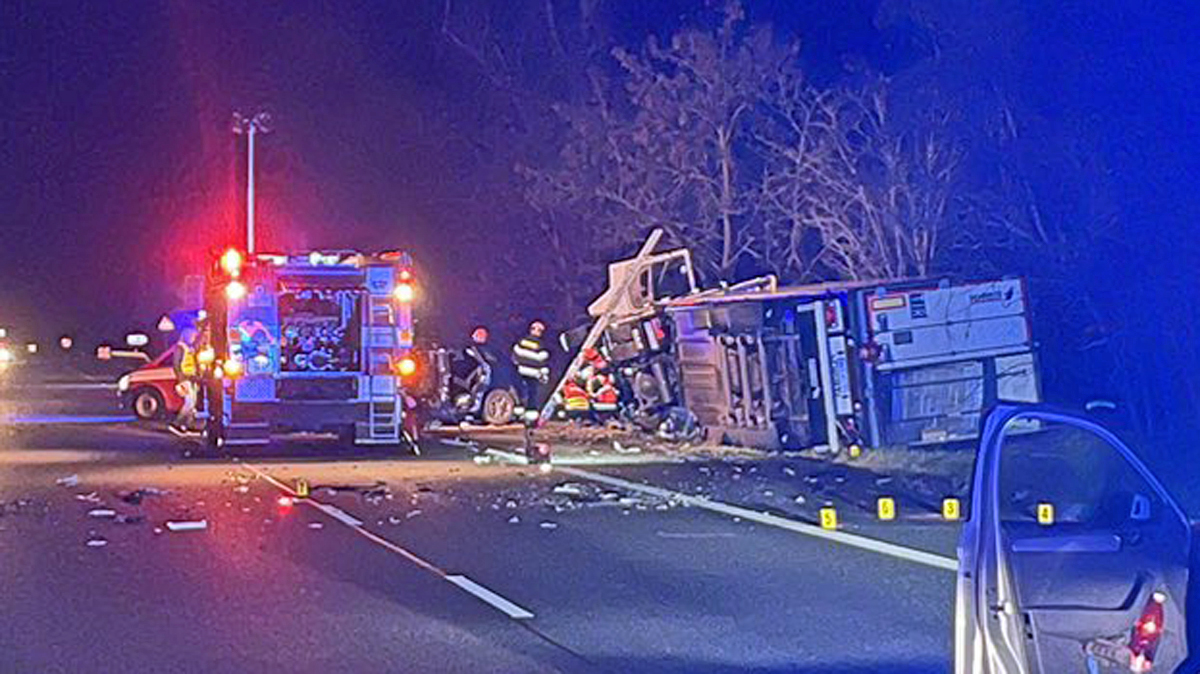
top-left (196, 248), bottom-right (418, 450)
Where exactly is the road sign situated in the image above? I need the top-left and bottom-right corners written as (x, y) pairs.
top-left (819, 507), bottom-right (838, 530)
top-left (157, 315), bottom-right (175, 332)
top-left (876, 497), bottom-right (896, 521)
top-left (942, 498), bottom-right (961, 521)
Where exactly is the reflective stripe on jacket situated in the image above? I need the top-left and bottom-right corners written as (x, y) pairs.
top-left (512, 334), bottom-right (550, 380)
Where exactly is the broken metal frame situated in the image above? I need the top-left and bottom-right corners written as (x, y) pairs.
top-left (539, 229), bottom-right (664, 423)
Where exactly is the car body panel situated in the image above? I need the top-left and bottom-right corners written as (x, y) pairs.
top-left (957, 404), bottom-right (1190, 674)
top-left (119, 346), bottom-right (184, 414)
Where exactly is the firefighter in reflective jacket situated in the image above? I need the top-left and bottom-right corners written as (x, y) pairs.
top-left (511, 320), bottom-right (550, 424)
top-left (587, 370), bottom-right (619, 418)
top-left (561, 375), bottom-right (591, 421)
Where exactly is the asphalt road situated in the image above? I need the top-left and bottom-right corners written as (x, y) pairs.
top-left (0, 374), bottom-right (963, 673)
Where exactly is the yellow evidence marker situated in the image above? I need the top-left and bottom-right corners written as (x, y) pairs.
top-left (877, 497), bottom-right (896, 521)
top-left (295, 478), bottom-right (310, 498)
top-left (820, 507), bottom-right (838, 530)
top-left (1037, 502), bottom-right (1055, 526)
top-left (942, 498), bottom-right (961, 521)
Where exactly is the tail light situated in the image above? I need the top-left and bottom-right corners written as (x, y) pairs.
top-left (1130, 591), bottom-right (1167, 673)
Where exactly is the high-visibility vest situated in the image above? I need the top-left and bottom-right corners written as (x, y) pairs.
top-left (179, 345), bottom-right (197, 377)
top-left (562, 380), bottom-right (590, 411)
top-left (512, 334), bottom-right (549, 380)
top-left (589, 375), bottom-right (619, 412)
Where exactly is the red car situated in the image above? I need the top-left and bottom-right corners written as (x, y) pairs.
top-left (116, 346), bottom-right (184, 420)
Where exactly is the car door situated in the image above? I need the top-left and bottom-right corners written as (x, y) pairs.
top-left (957, 405), bottom-right (1190, 674)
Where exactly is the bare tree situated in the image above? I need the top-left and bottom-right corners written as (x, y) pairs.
top-left (754, 77), bottom-right (964, 281)
top-left (523, 2), bottom-right (796, 284)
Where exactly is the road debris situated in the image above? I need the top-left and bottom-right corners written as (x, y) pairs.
top-left (308, 522), bottom-right (324, 530)
top-left (85, 535), bottom-right (108, 548)
top-left (507, 515), bottom-right (520, 524)
top-left (56, 474), bottom-right (80, 488)
top-left (552, 483), bottom-right (585, 496)
top-left (115, 514), bottom-right (145, 525)
top-left (233, 485), bottom-right (250, 494)
top-left (539, 521), bottom-right (558, 530)
top-left (120, 488), bottom-right (167, 505)
top-left (75, 492), bottom-right (101, 503)
top-left (165, 519), bottom-right (208, 532)
top-left (87, 508), bottom-right (117, 519)
top-left (405, 509), bottom-right (422, 519)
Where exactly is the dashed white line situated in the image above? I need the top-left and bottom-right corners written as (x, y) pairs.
top-left (312, 502), bottom-right (364, 527)
top-left (239, 462), bottom-right (536, 620)
top-left (446, 575), bottom-right (535, 619)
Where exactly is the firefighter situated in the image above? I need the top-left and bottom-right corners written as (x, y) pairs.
top-left (511, 320), bottom-right (550, 425)
top-left (171, 327), bottom-right (201, 433)
top-left (560, 372), bottom-right (591, 422)
top-left (588, 369), bottom-right (620, 420)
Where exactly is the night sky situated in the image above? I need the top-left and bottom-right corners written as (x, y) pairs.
top-left (2, 1), bottom-right (1198, 351)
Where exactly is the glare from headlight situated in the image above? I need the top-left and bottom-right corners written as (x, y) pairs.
top-left (0, 347), bottom-right (13, 364)
top-left (117, 374), bottom-right (131, 392)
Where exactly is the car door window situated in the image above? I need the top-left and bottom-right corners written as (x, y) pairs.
top-left (999, 419), bottom-right (1171, 533)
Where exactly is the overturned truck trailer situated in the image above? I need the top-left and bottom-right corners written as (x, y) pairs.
top-left (662, 278), bottom-right (1040, 452)
top-left (573, 241), bottom-right (1041, 453)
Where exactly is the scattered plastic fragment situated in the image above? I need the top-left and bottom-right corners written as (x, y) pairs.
top-left (165, 519), bottom-right (208, 532)
top-left (88, 508), bottom-right (117, 519)
top-left (405, 509), bottom-right (422, 519)
top-left (507, 515), bottom-right (520, 524)
top-left (539, 521), bottom-right (558, 530)
top-left (233, 485), bottom-right (250, 494)
top-left (85, 536), bottom-right (108, 548)
top-left (56, 475), bottom-right (80, 487)
top-left (308, 522), bottom-right (324, 530)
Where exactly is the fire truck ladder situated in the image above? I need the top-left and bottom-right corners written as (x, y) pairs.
top-left (362, 293), bottom-right (403, 446)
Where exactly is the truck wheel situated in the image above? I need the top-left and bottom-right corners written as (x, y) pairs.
top-left (482, 389), bottom-right (517, 426)
top-left (131, 388), bottom-right (165, 420)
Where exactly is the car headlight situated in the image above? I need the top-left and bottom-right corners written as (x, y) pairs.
top-left (117, 374), bottom-right (131, 392)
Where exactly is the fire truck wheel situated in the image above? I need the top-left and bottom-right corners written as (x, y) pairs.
top-left (131, 388), bottom-right (165, 420)
top-left (482, 389), bottom-right (517, 426)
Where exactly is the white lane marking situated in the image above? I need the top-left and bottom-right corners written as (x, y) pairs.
top-left (312, 502), bottom-right (363, 527)
top-left (239, 462), bottom-right (535, 620)
top-left (3, 414), bottom-right (135, 425)
top-left (446, 575), bottom-right (535, 620)
top-left (484, 447), bottom-right (677, 466)
top-left (535, 462), bottom-right (959, 573)
top-left (14, 382), bottom-right (118, 391)
top-left (656, 531), bottom-right (738, 539)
